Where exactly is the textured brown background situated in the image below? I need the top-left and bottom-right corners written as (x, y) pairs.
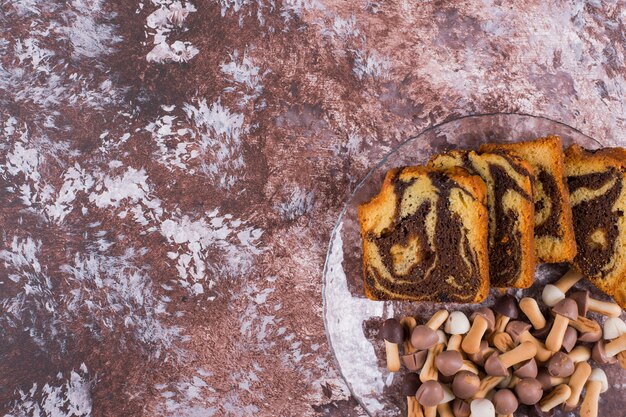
top-left (1, 1), bottom-right (626, 416)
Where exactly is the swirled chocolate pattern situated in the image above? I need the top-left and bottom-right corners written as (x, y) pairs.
top-left (565, 145), bottom-right (626, 308)
top-left (430, 150), bottom-right (536, 288)
top-left (358, 166), bottom-right (490, 303)
top-left (480, 136), bottom-right (577, 263)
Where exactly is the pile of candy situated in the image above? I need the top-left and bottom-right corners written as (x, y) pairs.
top-left (379, 270), bottom-right (625, 417)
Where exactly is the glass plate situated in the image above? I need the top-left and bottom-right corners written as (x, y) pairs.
top-left (322, 113), bottom-right (626, 416)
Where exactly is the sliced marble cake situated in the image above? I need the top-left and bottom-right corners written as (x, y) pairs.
top-left (429, 150), bottom-right (536, 289)
top-left (358, 166), bottom-right (490, 303)
top-left (565, 145), bottom-right (626, 308)
top-left (480, 136), bottom-right (576, 263)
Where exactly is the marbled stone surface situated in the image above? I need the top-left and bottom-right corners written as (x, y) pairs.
top-left (1, 1), bottom-right (625, 416)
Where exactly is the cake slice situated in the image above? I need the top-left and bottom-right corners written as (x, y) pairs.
top-left (565, 145), bottom-right (626, 308)
top-left (429, 150), bottom-right (536, 288)
top-left (358, 166), bottom-right (490, 303)
top-left (480, 136), bottom-right (576, 263)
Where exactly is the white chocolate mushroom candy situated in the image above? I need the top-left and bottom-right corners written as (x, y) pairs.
top-left (470, 398), bottom-right (495, 417)
top-left (604, 317), bottom-right (626, 340)
top-left (542, 284), bottom-right (566, 307)
top-left (445, 311), bottom-right (471, 335)
top-left (579, 368), bottom-right (608, 417)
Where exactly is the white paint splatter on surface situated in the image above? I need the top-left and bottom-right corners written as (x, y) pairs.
top-left (145, 1), bottom-right (199, 63)
top-left (146, 100), bottom-right (249, 189)
top-left (161, 210), bottom-right (263, 296)
top-left (4, 364), bottom-right (92, 417)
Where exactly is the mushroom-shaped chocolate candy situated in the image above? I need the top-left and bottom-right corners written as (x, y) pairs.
top-left (569, 315), bottom-right (602, 343)
top-left (538, 384), bottom-right (571, 412)
top-left (420, 330), bottom-right (446, 382)
top-left (536, 368), bottom-right (568, 391)
top-left (462, 308), bottom-right (495, 355)
top-left (592, 333), bottom-right (626, 364)
top-left (402, 350), bottom-right (428, 372)
top-left (541, 269), bottom-right (583, 307)
top-left (514, 378), bottom-right (543, 405)
top-left (452, 399), bottom-right (470, 417)
top-left (545, 298), bottom-right (578, 352)
top-left (445, 311), bottom-right (471, 351)
top-left (452, 371), bottom-right (480, 400)
top-left (492, 389), bottom-right (518, 417)
top-left (546, 352), bottom-right (574, 378)
top-left (484, 341), bottom-right (537, 376)
top-left (568, 345), bottom-right (591, 363)
top-left (579, 368), bottom-right (608, 417)
top-left (411, 310), bottom-right (449, 351)
top-left (514, 358), bottom-right (538, 379)
top-left (468, 340), bottom-right (496, 366)
top-left (519, 297), bottom-right (547, 331)
top-left (402, 373), bottom-right (422, 417)
top-left (561, 326), bottom-right (577, 353)
top-left (506, 321), bottom-right (553, 362)
top-left (489, 299), bottom-right (517, 352)
top-left (436, 350), bottom-right (476, 377)
top-left (415, 380), bottom-right (444, 417)
top-left (563, 361), bottom-right (592, 412)
top-left (380, 318), bottom-right (405, 372)
top-left (493, 295), bottom-right (520, 331)
top-left (470, 399), bottom-right (495, 417)
top-left (569, 290), bottom-right (622, 318)
top-left (604, 317), bottom-right (626, 369)
top-left (531, 316), bottom-right (553, 340)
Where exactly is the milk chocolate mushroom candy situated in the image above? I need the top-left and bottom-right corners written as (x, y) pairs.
top-left (513, 358), bottom-right (538, 378)
top-left (401, 317), bottom-right (418, 353)
top-left (546, 352), bottom-right (574, 378)
top-left (561, 326), bottom-right (577, 353)
top-left (604, 317), bottom-right (626, 369)
top-left (536, 369), bottom-right (568, 391)
top-left (437, 331), bottom-right (478, 377)
top-left (563, 361), bottom-right (592, 412)
top-left (519, 297), bottom-right (547, 331)
top-left (569, 290), bottom-right (622, 318)
top-left (468, 340), bottom-right (496, 366)
top-left (462, 308), bottom-right (495, 355)
top-left (415, 380), bottom-right (444, 417)
top-left (452, 399), bottom-right (470, 417)
top-left (506, 321), bottom-right (553, 362)
top-left (541, 269), bottom-right (583, 307)
top-left (492, 389), bottom-right (518, 417)
top-left (545, 298), bottom-right (578, 352)
top-left (569, 316), bottom-right (602, 343)
top-left (591, 334), bottom-right (626, 365)
top-left (484, 341), bottom-right (537, 376)
top-left (411, 310), bottom-right (449, 351)
top-left (579, 368), bottom-right (608, 417)
top-left (514, 378), bottom-right (543, 405)
top-left (420, 331), bottom-right (446, 382)
top-left (402, 350), bottom-right (428, 372)
top-left (470, 399), bottom-right (495, 417)
top-left (402, 373), bottom-right (422, 417)
top-left (452, 371), bottom-right (480, 400)
top-left (380, 318), bottom-right (405, 372)
top-left (538, 384), bottom-right (571, 412)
